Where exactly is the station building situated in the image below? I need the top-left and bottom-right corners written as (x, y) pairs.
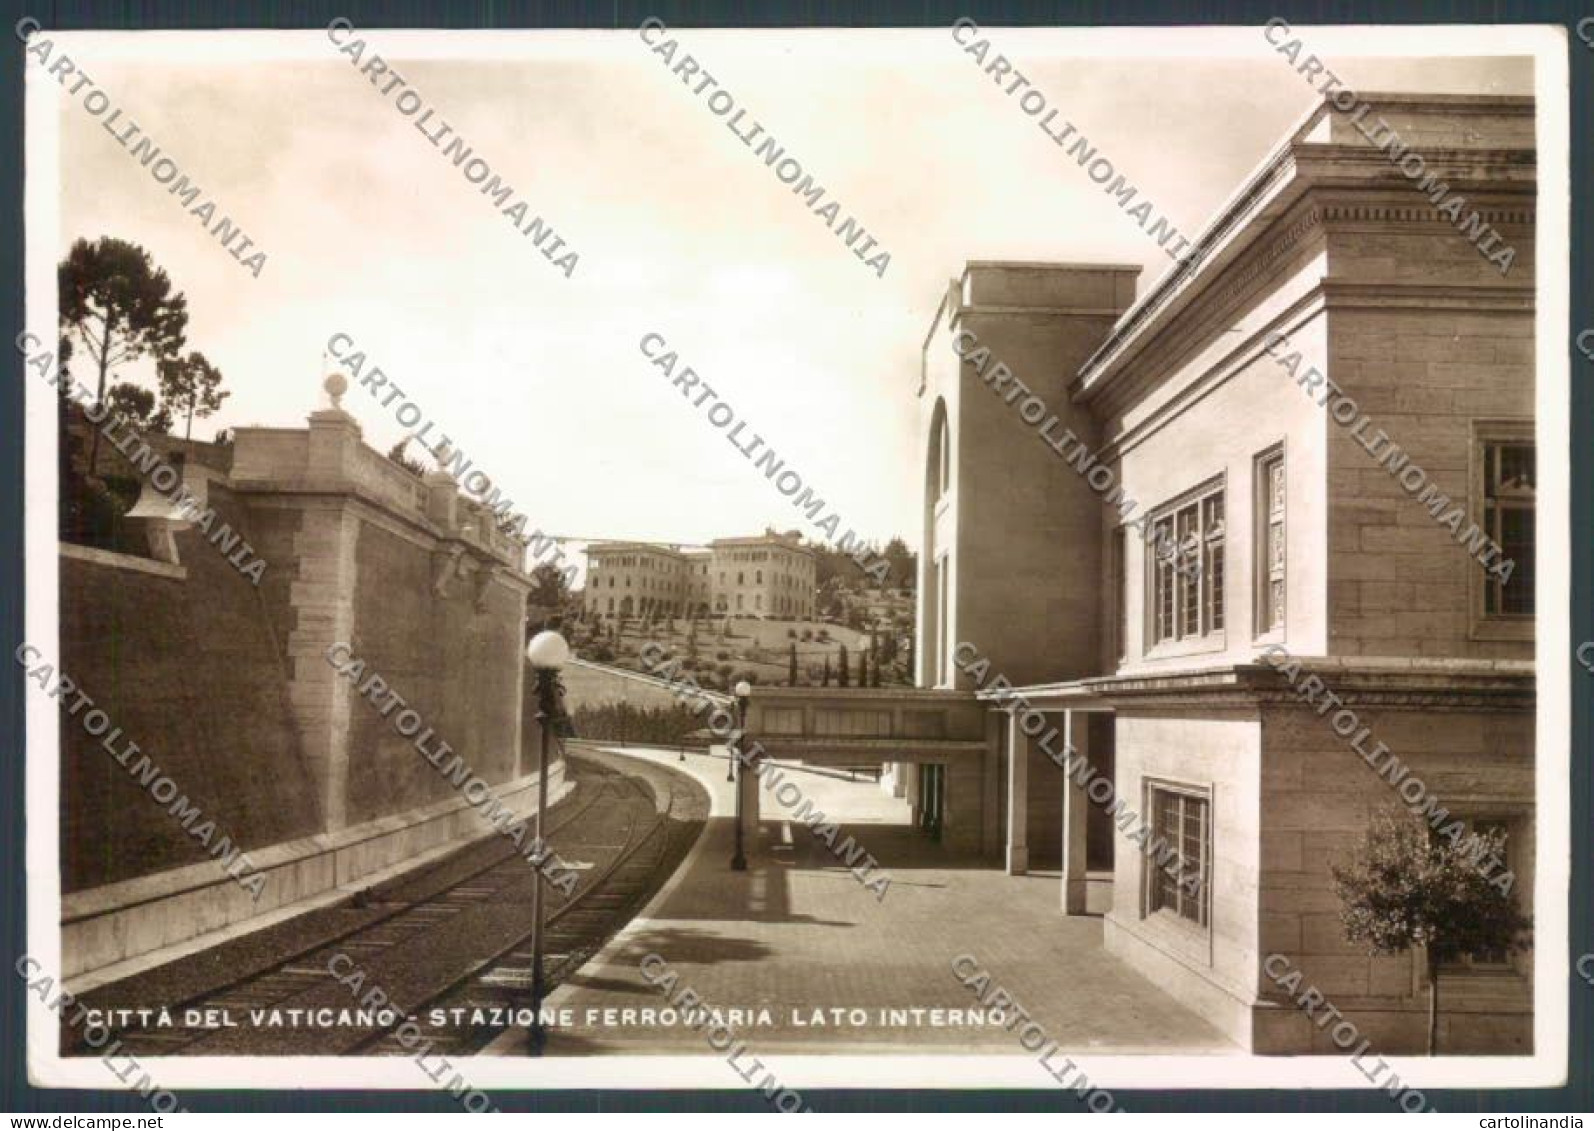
top-left (899, 92), bottom-right (1537, 1054)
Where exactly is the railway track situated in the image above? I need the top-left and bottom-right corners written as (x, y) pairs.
top-left (70, 750), bottom-right (707, 1057)
top-left (353, 762), bottom-right (683, 1056)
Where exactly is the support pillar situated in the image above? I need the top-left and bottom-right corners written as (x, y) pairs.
top-left (981, 711), bottom-right (1002, 859)
top-left (1062, 709), bottom-right (1091, 914)
top-left (1005, 710), bottom-right (1029, 875)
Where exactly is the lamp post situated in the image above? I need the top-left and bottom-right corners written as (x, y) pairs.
top-left (730, 679), bottom-right (752, 872)
top-left (525, 628), bottom-right (570, 1055)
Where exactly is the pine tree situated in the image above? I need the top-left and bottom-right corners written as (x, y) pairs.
top-left (788, 641), bottom-right (799, 686)
top-left (838, 644), bottom-right (850, 688)
top-left (157, 349), bottom-right (228, 440)
top-left (822, 656), bottom-right (831, 687)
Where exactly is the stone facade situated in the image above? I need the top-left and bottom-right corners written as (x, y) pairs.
top-left (708, 532), bottom-right (815, 619)
top-left (584, 529), bottom-right (815, 620)
top-left (58, 392), bottom-right (562, 977)
top-left (916, 93), bottom-right (1538, 1053)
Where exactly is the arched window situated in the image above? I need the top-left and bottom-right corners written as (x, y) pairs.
top-left (928, 399), bottom-right (951, 505)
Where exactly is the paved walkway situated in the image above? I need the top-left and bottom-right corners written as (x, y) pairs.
top-left (489, 745), bottom-right (1237, 1057)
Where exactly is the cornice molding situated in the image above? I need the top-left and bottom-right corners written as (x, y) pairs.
top-left (1076, 169), bottom-right (1537, 407)
top-left (1083, 192), bottom-right (1536, 425)
top-left (1078, 661), bottom-right (1535, 713)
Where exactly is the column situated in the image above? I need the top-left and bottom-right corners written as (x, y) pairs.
top-left (1061, 709), bottom-right (1090, 914)
top-left (981, 711), bottom-right (1002, 859)
top-left (1006, 709), bottom-right (1028, 875)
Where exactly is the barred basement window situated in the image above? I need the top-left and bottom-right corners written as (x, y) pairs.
top-left (1148, 785), bottom-right (1210, 929)
top-left (1483, 440), bottom-right (1535, 616)
top-left (1150, 481), bottom-right (1225, 644)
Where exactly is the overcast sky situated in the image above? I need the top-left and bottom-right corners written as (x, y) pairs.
top-left (43, 27), bottom-right (1531, 563)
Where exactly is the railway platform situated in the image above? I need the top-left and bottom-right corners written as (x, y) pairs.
top-left (487, 745), bottom-right (1239, 1058)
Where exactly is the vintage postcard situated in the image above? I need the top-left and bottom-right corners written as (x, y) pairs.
top-left (16, 17), bottom-right (1574, 1109)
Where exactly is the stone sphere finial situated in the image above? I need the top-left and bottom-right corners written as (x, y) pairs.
top-left (324, 371), bottom-right (348, 408)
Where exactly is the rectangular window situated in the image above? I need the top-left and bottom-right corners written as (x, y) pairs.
top-left (1148, 785), bottom-right (1210, 929)
top-left (1483, 439), bottom-right (1535, 617)
top-left (1256, 448), bottom-right (1286, 636)
top-left (1153, 517), bottom-right (1174, 643)
top-left (1112, 527), bottom-right (1128, 662)
top-left (1150, 481), bottom-right (1225, 645)
top-left (1202, 493), bottom-right (1225, 633)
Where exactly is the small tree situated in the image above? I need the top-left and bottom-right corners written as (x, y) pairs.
top-left (527, 561), bottom-right (571, 619)
top-left (387, 437), bottom-right (426, 476)
top-left (821, 656), bottom-right (831, 687)
top-left (157, 349), bottom-right (227, 440)
top-left (838, 644), bottom-right (850, 688)
top-left (1331, 810), bottom-right (1530, 1055)
top-left (788, 641), bottom-right (799, 686)
top-left (856, 647), bottom-right (868, 686)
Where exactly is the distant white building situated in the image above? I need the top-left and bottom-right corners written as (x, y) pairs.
top-left (584, 528), bottom-right (815, 620)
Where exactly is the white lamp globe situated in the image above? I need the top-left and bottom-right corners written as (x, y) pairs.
top-left (734, 680), bottom-right (752, 698)
top-left (526, 630), bottom-right (571, 670)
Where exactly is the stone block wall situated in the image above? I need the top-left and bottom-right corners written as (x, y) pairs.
top-left (342, 521), bottom-right (526, 826)
top-left (1254, 697), bottom-right (1534, 1054)
top-left (1103, 709), bottom-right (1265, 1046)
top-left (59, 480), bottom-right (321, 892)
top-left (59, 402), bottom-right (545, 975)
top-left (1325, 301), bottom-right (1535, 661)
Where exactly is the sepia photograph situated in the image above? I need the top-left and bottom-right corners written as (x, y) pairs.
top-left (6, 8), bottom-right (1585, 1119)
